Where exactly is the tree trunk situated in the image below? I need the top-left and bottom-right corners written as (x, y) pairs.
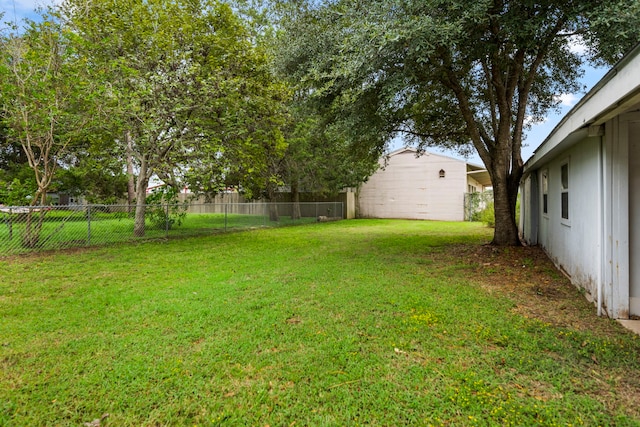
top-left (133, 181), bottom-right (148, 237)
top-left (291, 180), bottom-right (301, 220)
top-left (126, 131), bottom-right (135, 212)
top-left (22, 210), bottom-right (46, 248)
top-left (266, 185), bottom-right (279, 222)
top-left (489, 163), bottom-right (522, 246)
top-left (22, 191), bottom-right (48, 248)
top-left (133, 161), bottom-right (149, 237)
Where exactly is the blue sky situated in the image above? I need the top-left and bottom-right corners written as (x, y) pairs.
top-left (0, 0), bottom-right (52, 26)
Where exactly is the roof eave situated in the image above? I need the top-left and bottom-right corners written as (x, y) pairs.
top-left (524, 43), bottom-right (640, 174)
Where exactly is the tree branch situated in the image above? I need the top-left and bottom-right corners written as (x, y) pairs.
top-left (439, 55), bottom-right (492, 168)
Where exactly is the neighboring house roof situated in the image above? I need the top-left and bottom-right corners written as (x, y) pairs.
top-left (525, 43), bottom-right (640, 174)
top-left (386, 147), bottom-right (492, 187)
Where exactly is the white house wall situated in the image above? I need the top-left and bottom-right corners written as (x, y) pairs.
top-left (521, 44), bottom-right (640, 319)
top-left (520, 174), bottom-right (538, 246)
top-left (522, 111), bottom-right (640, 319)
top-left (627, 117), bottom-right (640, 316)
top-left (357, 151), bottom-right (467, 221)
top-left (532, 136), bottom-right (603, 304)
top-left (603, 115), bottom-right (630, 318)
top-left (467, 175), bottom-right (483, 192)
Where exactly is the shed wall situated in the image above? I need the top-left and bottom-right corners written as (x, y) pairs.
top-left (357, 151), bottom-right (467, 220)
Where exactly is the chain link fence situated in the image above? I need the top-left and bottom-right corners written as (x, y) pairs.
top-left (0, 201), bottom-right (343, 256)
top-left (464, 191), bottom-right (494, 221)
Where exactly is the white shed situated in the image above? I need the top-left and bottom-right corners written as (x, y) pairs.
top-left (357, 148), bottom-right (491, 221)
top-left (520, 43), bottom-right (640, 319)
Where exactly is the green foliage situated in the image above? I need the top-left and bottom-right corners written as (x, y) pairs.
top-left (0, 178), bottom-right (36, 206)
top-left (55, 155), bottom-right (128, 204)
top-left (474, 195), bottom-right (520, 228)
top-left (56, 0), bottom-right (292, 234)
top-left (0, 160), bottom-right (37, 206)
top-left (1, 13), bottom-right (94, 206)
top-left (144, 186), bottom-right (188, 230)
top-left (29, 0), bottom-right (293, 236)
top-left (584, 0), bottom-right (640, 65)
top-left (478, 202), bottom-right (495, 228)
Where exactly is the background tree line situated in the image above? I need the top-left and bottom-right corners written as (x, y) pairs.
top-left (0, 0), bottom-right (375, 244)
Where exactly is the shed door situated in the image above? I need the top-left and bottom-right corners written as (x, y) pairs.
top-left (629, 120), bottom-right (640, 316)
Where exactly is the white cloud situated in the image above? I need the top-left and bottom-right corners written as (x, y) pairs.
top-left (554, 93), bottom-right (579, 107)
top-left (568, 34), bottom-right (588, 55)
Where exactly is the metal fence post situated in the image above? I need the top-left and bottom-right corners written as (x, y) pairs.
top-left (470, 193), bottom-right (474, 221)
top-left (8, 207), bottom-right (13, 241)
top-left (87, 205), bottom-right (91, 245)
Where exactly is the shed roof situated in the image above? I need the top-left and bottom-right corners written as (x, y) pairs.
top-left (467, 168), bottom-right (492, 187)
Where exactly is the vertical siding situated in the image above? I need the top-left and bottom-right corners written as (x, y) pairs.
top-left (536, 137), bottom-right (602, 302)
top-left (520, 174), bottom-right (538, 246)
top-left (357, 150), bottom-right (467, 220)
top-left (629, 120), bottom-right (640, 315)
top-left (605, 116), bottom-right (631, 318)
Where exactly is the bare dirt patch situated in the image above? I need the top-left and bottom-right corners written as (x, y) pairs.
top-left (433, 244), bottom-right (623, 335)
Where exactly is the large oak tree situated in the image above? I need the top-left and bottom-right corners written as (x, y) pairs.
top-left (277, 0), bottom-right (640, 245)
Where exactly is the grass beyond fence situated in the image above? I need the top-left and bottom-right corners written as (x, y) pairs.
top-left (1, 220), bottom-right (640, 426)
top-left (0, 202), bottom-right (340, 255)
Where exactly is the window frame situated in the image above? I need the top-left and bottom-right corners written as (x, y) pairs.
top-left (560, 160), bottom-right (570, 224)
top-left (541, 169), bottom-right (548, 217)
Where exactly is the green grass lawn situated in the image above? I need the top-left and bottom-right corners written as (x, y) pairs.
top-left (1, 220), bottom-right (639, 426)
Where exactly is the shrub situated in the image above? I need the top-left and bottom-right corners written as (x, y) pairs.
top-left (0, 178), bottom-right (35, 206)
top-left (476, 195), bottom-right (520, 228)
top-left (145, 186), bottom-right (188, 230)
top-left (478, 201), bottom-right (495, 227)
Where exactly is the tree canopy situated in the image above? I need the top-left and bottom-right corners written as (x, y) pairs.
top-left (3, 0), bottom-right (634, 246)
top-left (0, 0), bottom-right (301, 240)
top-left (58, 0), bottom-right (292, 235)
top-left (1, 15), bottom-right (92, 208)
top-left (276, 0), bottom-right (640, 245)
